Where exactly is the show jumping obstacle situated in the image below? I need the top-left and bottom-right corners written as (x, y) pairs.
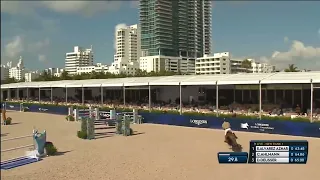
top-left (71, 106), bottom-right (137, 139)
top-left (1, 129), bottom-right (47, 170)
top-left (68, 107), bottom-right (142, 124)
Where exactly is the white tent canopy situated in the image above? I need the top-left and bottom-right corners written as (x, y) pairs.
top-left (1, 71), bottom-right (320, 89)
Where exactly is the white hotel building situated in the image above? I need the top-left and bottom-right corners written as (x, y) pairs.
top-left (75, 24), bottom-right (141, 75)
top-left (8, 56), bottom-right (25, 81)
top-left (109, 24), bottom-right (141, 75)
top-left (139, 55), bottom-right (195, 74)
top-left (65, 46), bottom-right (93, 75)
top-left (76, 63), bottom-right (109, 74)
top-left (249, 59), bottom-right (275, 73)
top-left (196, 52), bottom-right (274, 75)
top-left (195, 52), bottom-right (232, 74)
top-left (25, 71), bottom-right (40, 82)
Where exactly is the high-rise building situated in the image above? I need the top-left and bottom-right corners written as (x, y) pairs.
top-left (139, 0), bottom-right (212, 58)
top-left (65, 46), bottom-right (94, 75)
top-left (8, 56), bottom-right (25, 81)
top-left (25, 71), bottom-right (40, 82)
top-left (114, 24), bottom-right (141, 63)
top-left (110, 24), bottom-right (140, 75)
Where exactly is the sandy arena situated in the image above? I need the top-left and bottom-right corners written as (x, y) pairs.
top-left (1, 111), bottom-right (319, 180)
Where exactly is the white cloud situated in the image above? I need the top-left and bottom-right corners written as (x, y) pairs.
top-left (1, 1), bottom-right (123, 17)
top-left (2, 35), bottom-right (51, 65)
top-left (4, 36), bottom-right (24, 59)
top-left (258, 39), bottom-right (320, 70)
top-left (0, 1), bottom-right (38, 16)
top-left (28, 38), bottom-right (50, 53)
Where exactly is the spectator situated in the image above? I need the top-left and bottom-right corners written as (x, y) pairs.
top-left (295, 104), bottom-right (301, 115)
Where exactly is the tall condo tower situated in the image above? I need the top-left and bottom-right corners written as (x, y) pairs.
top-left (140, 0), bottom-right (212, 58)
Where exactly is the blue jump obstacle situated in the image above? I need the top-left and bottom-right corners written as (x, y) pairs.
top-left (1, 156), bottom-right (39, 170)
top-left (71, 107), bottom-right (142, 124)
top-left (1, 129), bottom-right (46, 170)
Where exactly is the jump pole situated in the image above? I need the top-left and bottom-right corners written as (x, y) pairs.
top-left (1, 134), bottom-right (33, 142)
top-left (1, 144), bottom-right (34, 153)
top-left (1, 131), bottom-right (37, 153)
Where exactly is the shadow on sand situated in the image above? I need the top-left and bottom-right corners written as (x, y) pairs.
top-left (10, 122), bottom-right (21, 125)
top-left (1, 133), bottom-right (9, 137)
top-left (94, 132), bottom-right (116, 139)
top-left (94, 131), bottom-right (145, 139)
top-left (94, 126), bottom-right (115, 130)
top-left (131, 132), bottom-right (145, 136)
top-left (54, 150), bottom-right (72, 156)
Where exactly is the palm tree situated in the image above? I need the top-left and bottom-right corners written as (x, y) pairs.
top-left (284, 64), bottom-right (299, 72)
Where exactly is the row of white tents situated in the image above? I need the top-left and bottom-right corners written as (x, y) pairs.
top-left (1, 71), bottom-right (320, 89)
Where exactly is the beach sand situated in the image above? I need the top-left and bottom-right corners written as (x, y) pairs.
top-left (1, 111), bottom-right (319, 180)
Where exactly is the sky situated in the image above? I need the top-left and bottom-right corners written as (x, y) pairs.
top-left (1, 1), bottom-right (320, 71)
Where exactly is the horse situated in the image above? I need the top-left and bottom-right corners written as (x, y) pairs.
top-left (225, 131), bottom-right (242, 152)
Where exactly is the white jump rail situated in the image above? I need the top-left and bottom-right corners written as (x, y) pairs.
top-left (1, 144), bottom-right (34, 153)
top-left (1, 133), bottom-right (35, 153)
top-left (1, 135), bottom-right (33, 142)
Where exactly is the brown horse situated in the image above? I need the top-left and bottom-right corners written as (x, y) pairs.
top-left (225, 131), bottom-right (242, 152)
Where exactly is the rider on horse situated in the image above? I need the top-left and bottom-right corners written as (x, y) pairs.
top-left (222, 121), bottom-right (238, 143)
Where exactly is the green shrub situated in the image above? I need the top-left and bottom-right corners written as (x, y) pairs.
top-left (5, 101), bottom-right (318, 123)
top-left (65, 115), bottom-right (75, 121)
top-left (44, 142), bottom-right (57, 156)
top-left (5, 117), bottom-right (12, 125)
top-left (77, 131), bottom-right (87, 139)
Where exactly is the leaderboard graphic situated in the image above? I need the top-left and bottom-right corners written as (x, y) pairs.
top-left (218, 140), bottom-right (308, 164)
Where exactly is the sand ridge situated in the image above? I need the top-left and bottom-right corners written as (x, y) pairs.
top-left (1, 111), bottom-right (319, 180)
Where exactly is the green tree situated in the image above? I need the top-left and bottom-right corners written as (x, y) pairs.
top-left (284, 64), bottom-right (299, 72)
top-left (60, 71), bottom-right (71, 80)
top-left (3, 78), bottom-right (17, 84)
top-left (241, 59), bottom-right (252, 69)
top-left (241, 59), bottom-right (253, 73)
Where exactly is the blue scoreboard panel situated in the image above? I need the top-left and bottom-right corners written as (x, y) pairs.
top-left (218, 140), bottom-right (308, 164)
top-left (218, 152), bottom-right (248, 163)
top-left (248, 140), bottom-right (308, 164)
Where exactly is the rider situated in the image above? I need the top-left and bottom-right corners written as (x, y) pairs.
top-left (222, 121), bottom-right (237, 143)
